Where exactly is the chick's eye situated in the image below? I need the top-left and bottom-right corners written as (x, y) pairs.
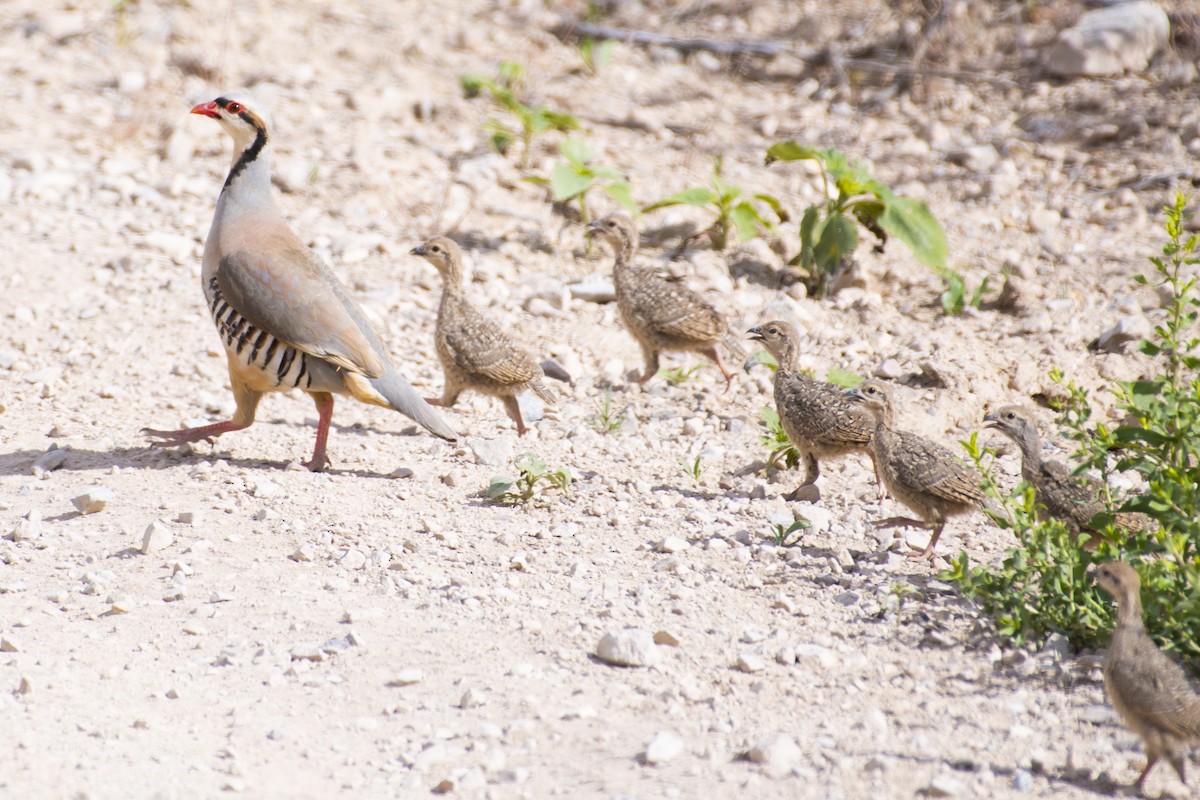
top-left (431, 246), bottom-right (441, 253)
top-left (227, 102), bottom-right (241, 113)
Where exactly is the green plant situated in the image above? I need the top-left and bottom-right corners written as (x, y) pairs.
top-left (525, 137), bottom-right (637, 224)
top-left (460, 62), bottom-right (580, 168)
top-left (681, 454), bottom-right (704, 483)
top-left (759, 407), bottom-right (800, 471)
top-left (642, 157), bottom-right (786, 251)
top-left (579, 37), bottom-right (614, 75)
top-left (590, 388), bottom-right (626, 435)
top-left (486, 452), bottom-right (573, 504)
top-left (765, 142), bottom-right (948, 298)
top-left (825, 368), bottom-right (864, 389)
top-left (769, 519), bottom-right (810, 547)
top-left (939, 268), bottom-right (992, 316)
top-left (944, 194), bottom-right (1200, 663)
top-left (660, 364), bottom-right (703, 386)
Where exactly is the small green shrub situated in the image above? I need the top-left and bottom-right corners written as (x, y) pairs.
top-left (525, 136), bottom-right (637, 224)
top-left (590, 388), bottom-right (626, 435)
top-left (765, 142), bottom-right (948, 298)
top-left (460, 62), bottom-right (580, 167)
top-left (659, 364), bottom-right (702, 386)
top-left (487, 452), bottom-right (572, 504)
top-left (769, 519), bottom-right (810, 547)
top-left (759, 407), bottom-right (800, 471)
top-left (939, 268), bottom-right (992, 316)
top-left (944, 194), bottom-right (1200, 663)
top-left (643, 157), bottom-right (786, 251)
top-left (680, 454), bottom-right (704, 483)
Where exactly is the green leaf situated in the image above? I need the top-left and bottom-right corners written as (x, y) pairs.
top-left (643, 186), bottom-right (719, 212)
top-left (744, 349), bottom-right (778, 372)
top-left (826, 368), bottom-right (864, 389)
top-left (602, 181), bottom-right (639, 213)
top-left (753, 192), bottom-right (788, 223)
top-left (765, 141), bottom-right (822, 164)
top-left (541, 109), bottom-right (580, 131)
top-left (559, 136), bottom-right (592, 166)
top-left (486, 476), bottom-right (515, 499)
top-left (877, 196), bottom-right (948, 270)
top-left (551, 163), bottom-right (593, 201)
top-left (813, 212), bottom-right (857, 271)
top-left (729, 202), bottom-right (761, 242)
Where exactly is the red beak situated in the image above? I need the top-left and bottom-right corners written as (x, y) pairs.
top-left (190, 100), bottom-right (220, 119)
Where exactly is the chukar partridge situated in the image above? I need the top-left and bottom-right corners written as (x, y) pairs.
top-left (587, 213), bottom-right (739, 390)
top-left (145, 94), bottom-right (456, 471)
top-left (411, 236), bottom-right (555, 436)
top-left (984, 405), bottom-right (1146, 547)
top-left (848, 379), bottom-right (984, 560)
top-left (747, 320), bottom-right (876, 502)
top-left (1094, 561), bottom-right (1200, 793)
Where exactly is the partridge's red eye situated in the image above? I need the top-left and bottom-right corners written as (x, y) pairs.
top-left (227, 102), bottom-right (242, 113)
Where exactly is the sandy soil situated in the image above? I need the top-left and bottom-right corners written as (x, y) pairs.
top-left (2, 1), bottom-right (1197, 797)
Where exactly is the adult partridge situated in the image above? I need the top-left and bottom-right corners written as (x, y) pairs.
top-left (848, 379), bottom-right (984, 560)
top-left (411, 236), bottom-right (555, 436)
top-left (984, 405), bottom-right (1146, 548)
top-left (1094, 561), bottom-right (1200, 794)
top-left (587, 214), bottom-right (739, 390)
top-left (145, 94), bottom-right (456, 470)
top-left (747, 320), bottom-right (876, 502)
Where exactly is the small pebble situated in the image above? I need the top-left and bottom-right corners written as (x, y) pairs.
top-left (72, 487), bottom-right (114, 515)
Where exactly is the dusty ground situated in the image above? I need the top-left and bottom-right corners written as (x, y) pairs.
top-left (2, 1), bottom-right (1198, 798)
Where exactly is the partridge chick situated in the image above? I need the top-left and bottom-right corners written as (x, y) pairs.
top-left (748, 320), bottom-right (876, 501)
top-left (1095, 561), bottom-right (1200, 794)
top-left (984, 405), bottom-right (1146, 547)
top-left (848, 379), bottom-right (984, 559)
top-left (588, 214), bottom-right (739, 390)
top-left (412, 237), bottom-right (554, 436)
top-left (144, 94), bottom-right (455, 470)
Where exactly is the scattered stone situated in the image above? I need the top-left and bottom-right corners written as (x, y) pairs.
top-left (31, 448), bottom-right (68, 477)
top-left (596, 629), bottom-right (659, 667)
top-left (466, 436), bottom-right (513, 467)
top-left (176, 510), bottom-right (202, 525)
top-left (1027, 208), bottom-right (1060, 234)
top-left (1090, 314), bottom-right (1152, 353)
top-left (874, 358), bottom-right (904, 380)
top-left (568, 277), bottom-right (616, 304)
top-left (389, 467), bottom-right (415, 479)
top-left (653, 630), bottom-right (680, 647)
top-left (947, 143), bottom-right (999, 172)
top-left (140, 521), bottom-right (174, 554)
top-left (339, 548), bottom-right (367, 570)
top-left (17, 676), bottom-right (31, 695)
top-left (1044, 1), bottom-right (1170, 78)
top-left (0, 636), bottom-right (19, 652)
top-left (290, 544), bottom-right (316, 562)
top-left (656, 536), bottom-right (689, 553)
top-left (71, 488), bottom-right (114, 515)
top-left (925, 772), bottom-right (965, 797)
top-left (747, 733), bottom-right (801, 779)
top-left (8, 510), bottom-right (42, 542)
top-left (388, 668), bottom-right (424, 686)
top-left (736, 652), bottom-right (767, 673)
top-left (643, 731), bottom-right (685, 765)
top-left (107, 595), bottom-right (135, 614)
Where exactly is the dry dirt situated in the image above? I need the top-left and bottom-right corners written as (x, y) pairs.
top-left (2, 1), bottom-right (1198, 798)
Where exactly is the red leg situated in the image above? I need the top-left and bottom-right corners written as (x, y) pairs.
top-left (906, 522), bottom-right (946, 561)
top-left (502, 395), bottom-right (527, 436)
top-left (144, 377), bottom-right (262, 452)
top-left (303, 392), bottom-right (335, 472)
top-left (704, 347), bottom-right (735, 392)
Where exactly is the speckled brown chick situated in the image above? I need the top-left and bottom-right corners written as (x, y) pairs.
top-left (747, 320), bottom-right (876, 502)
top-left (984, 405), bottom-right (1146, 548)
top-left (1095, 561), bottom-right (1200, 794)
top-left (588, 214), bottom-right (738, 390)
top-left (411, 237), bottom-right (553, 436)
top-left (848, 379), bottom-right (985, 560)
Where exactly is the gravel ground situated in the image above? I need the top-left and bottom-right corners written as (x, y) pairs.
top-left (2, 1), bottom-right (1197, 798)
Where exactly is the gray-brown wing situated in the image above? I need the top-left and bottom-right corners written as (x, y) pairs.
top-left (1109, 639), bottom-right (1200, 739)
top-left (627, 272), bottom-right (725, 343)
top-left (442, 306), bottom-right (540, 387)
top-left (216, 245), bottom-right (385, 377)
top-left (891, 429), bottom-right (985, 505)
top-left (778, 373), bottom-right (872, 446)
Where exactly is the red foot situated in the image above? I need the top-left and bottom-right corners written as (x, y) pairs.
top-left (143, 420), bottom-right (246, 449)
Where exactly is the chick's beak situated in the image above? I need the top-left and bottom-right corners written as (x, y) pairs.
top-left (190, 100), bottom-right (220, 119)
top-left (409, 244), bottom-right (427, 257)
top-left (747, 326), bottom-right (764, 341)
top-left (982, 414), bottom-right (1000, 429)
